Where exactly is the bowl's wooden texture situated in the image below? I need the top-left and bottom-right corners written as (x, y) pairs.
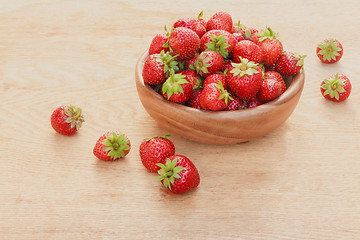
top-left (135, 52), bottom-right (305, 144)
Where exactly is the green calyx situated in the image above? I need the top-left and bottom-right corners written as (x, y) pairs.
top-left (65, 105), bottom-right (85, 130)
top-left (103, 132), bottom-right (130, 159)
top-left (230, 57), bottom-right (259, 77)
top-left (317, 39), bottom-right (342, 61)
top-left (162, 73), bottom-right (189, 99)
top-left (144, 134), bottom-right (171, 142)
top-left (216, 81), bottom-right (233, 105)
top-left (156, 158), bottom-right (184, 190)
top-left (205, 34), bottom-right (230, 58)
top-left (155, 50), bottom-right (179, 75)
top-left (321, 73), bottom-right (345, 100)
top-left (234, 20), bottom-right (246, 33)
top-left (292, 53), bottom-right (307, 67)
top-left (194, 52), bottom-right (211, 76)
top-left (258, 26), bottom-right (280, 42)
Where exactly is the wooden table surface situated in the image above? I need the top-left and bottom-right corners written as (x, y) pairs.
top-left (1, 0), bottom-right (359, 239)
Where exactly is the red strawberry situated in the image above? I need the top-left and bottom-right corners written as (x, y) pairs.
top-left (142, 51), bottom-right (179, 85)
top-left (245, 96), bottom-right (262, 108)
top-left (187, 89), bottom-right (202, 109)
top-left (180, 70), bottom-right (202, 89)
top-left (184, 52), bottom-right (199, 70)
top-left (203, 73), bottom-right (227, 89)
top-left (93, 131), bottom-right (131, 161)
top-left (320, 73), bottom-right (351, 102)
top-left (193, 50), bottom-right (223, 77)
top-left (206, 11), bottom-right (233, 32)
top-left (240, 28), bottom-right (259, 44)
top-left (257, 27), bottom-right (283, 65)
top-left (199, 81), bottom-right (232, 111)
top-left (162, 71), bottom-right (193, 103)
top-left (225, 96), bottom-right (246, 111)
top-left (316, 38), bottom-right (343, 64)
top-left (227, 57), bottom-right (263, 100)
top-left (149, 33), bottom-right (169, 55)
top-left (169, 27), bottom-right (200, 61)
top-left (157, 155), bottom-right (200, 194)
top-left (233, 32), bottom-right (245, 43)
top-left (139, 134), bottom-right (175, 172)
top-left (220, 59), bottom-right (234, 73)
top-left (275, 52), bottom-right (306, 76)
top-left (233, 40), bottom-right (263, 64)
top-left (174, 17), bottom-right (206, 38)
top-left (50, 105), bottom-right (85, 136)
top-left (258, 71), bottom-right (286, 103)
top-left (200, 29), bottom-right (236, 58)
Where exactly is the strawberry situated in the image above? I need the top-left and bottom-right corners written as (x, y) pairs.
top-left (169, 27), bottom-right (200, 61)
top-left (240, 28), bottom-right (259, 44)
top-left (225, 96), bottom-right (246, 111)
top-left (149, 33), bottom-right (169, 55)
top-left (203, 73), bottom-right (227, 89)
top-left (161, 71), bottom-right (193, 103)
top-left (142, 51), bottom-right (179, 85)
top-left (264, 63), bottom-right (276, 72)
top-left (184, 52), bottom-right (199, 70)
top-left (200, 29), bottom-right (236, 58)
top-left (257, 27), bottom-right (283, 65)
top-left (206, 12), bottom-right (233, 33)
top-left (180, 70), bottom-right (202, 89)
top-left (258, 72), bottom-right (286, 103)
top-left (193, 50), bottom-right (224, 77)
top-left (187, 89), bottom-right (202, 109)
top-left (227, 57), bottom-right (263, 100)
top-left (173, 17), bottom-right (206, 38)
top-left (50, 105), bottom-right (85, 136)
top-left (139, 134), bottom-right (175, 172)
top-left (245, 95), bottom-right (262, 108)
top-left (233, 40), bottom-right (263, 64)
top-left (275, 52), bottom-right (306, 76)
top-left (199, 81), bottom-right (232, 111)
top-left (316, 38), bottom-right (343, 64)
top-left (93, 131), bottom-right (131, 161)
top-left (220, 59), bottom-right (234, 73)
top-left (233, 32), bottom-right (245, 43)
top-left (157, 155), bottom-right (200, 194)
top-left (320, 73), bottom-right (351, 102)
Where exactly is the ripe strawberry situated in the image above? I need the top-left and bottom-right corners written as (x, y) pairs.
top-left (240, 28), bottom-right (259, 44)
top-left (275, 52), bottom-right (306, 76)
top-left (184, 52), bottom-right (199, 70)
top-left (149, 33), bottom-right (169, 55)
top-left (162, 71), bottom-right (193, 103)
top-left (142, 51), bottom-right (179, 85)
top-left (206, 12), bottom-right (233, 33)
top-left (258, 72), bottom-right (286, 103)
top-left (157, 155), bottom-right (200, 194)
top-left (245, 95), bottom-right (262, 108)
top-left (316, 38), bottom-right (343, 64)
top-left (220, 59), bottom-right (234, 73)
top-left (200, 29), bottom-right (236, 58)
top-left (199, 81), bottom-right (233, 111)
top-left (225, 96), bottom-right (246, 111)
top-left (169, 27), bottom-right (200, 61)
top-left (174, 17), bottom-right (206, 38)
top-left (233, 40), bottom-right (263, 64)
top-left (139, 134), bottom-right (175, 172)
top-left (203, 73), bottom-right (227, 89)
top-left (257, 27), bottom-right (283, 65)
top-left (187, 89), bottom-right (202, 109)
top-left (180, 70), bottom-right (202, 89)
top-left (93, 131), bottom-right (131, 161)
top-left (193, 50), bottom-right (223, 77)
top-left (233, 32), bottom-right (245, 43)
top-left (227, 57), bottom-right (263, 100)
top-left (50, 105), bottom-right (85, 136)
top-left (320, 73), bottom-right (351, 102)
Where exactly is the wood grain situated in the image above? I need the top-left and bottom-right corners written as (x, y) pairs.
top-left (1, 0), bottom-right (360, 239)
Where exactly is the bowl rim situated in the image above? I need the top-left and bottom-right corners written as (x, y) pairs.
top-left (135, 51), bottom-right (305, 119)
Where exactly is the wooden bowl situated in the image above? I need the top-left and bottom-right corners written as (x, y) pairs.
top-left (135, 52), bottom-right (305, 144)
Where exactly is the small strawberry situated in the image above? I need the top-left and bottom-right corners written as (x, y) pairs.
top-left (157, 155), bottom-right (200, 194)
top-left (169, 27), bottom-right (200, 61)
top-left (203, 73), bottom-right (227, 89)
top-left (50, 105), bottom-right (85, 136)
top-left (257, 27), bottom-right (283, 65)
top-left (206, 11), bottom-right (233, 33)
top-left (142, 51), bottom-right (179, 85)
top-left (227, 57), bottom-right (263, 100)
top-left (93, 131), bottom-right (131, 161)
top-left (240, 28), bottom-right (259, 44)
top-left (187, 89), bottom-right (203, 109)
top-left (173, 17), bottom-right (206, 38)
top-left (149, 33), bottom-right (169, 55)
top-left (264, 71), bottom-right (286, 93)
top-left (233, 40), bottom-right (263, 64)
top-left (193, 50), bottom-right (224, 77)
top-left (275, 52), bottom-right (306, 76)
top-left (139, 134), bottom-right (175, 172)
top-left (200, 29), bottom-right (236, 58)
top-left (316, 38), bottom-right (343, 64)
top-left (161, 71), bottom-right (193, 103)
top-left (320, 73), bottom-right (351, 102)
top-left (199, 81), bottom-right (233, 111)
top-left (258, 72), bottom-right (286, 103)
top-left (225, 96), bottom-right (246, 111)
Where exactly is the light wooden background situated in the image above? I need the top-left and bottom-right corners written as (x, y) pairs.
top-left (1, 0), bottom-right (359, 239)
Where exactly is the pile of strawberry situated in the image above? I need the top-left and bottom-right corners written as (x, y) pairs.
top-left (142, 11), bottom-right (306, 111)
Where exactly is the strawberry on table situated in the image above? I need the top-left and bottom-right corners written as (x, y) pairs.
top-left (93, 131), bottom-right (131, 161)
top-left (157, 155), bottom-right (200, 194)
top-left (139, 134), bottom-right (175, 172)
top-left (275, 51), bottom-right (306, 76)
top-left (257, 27), bottom-right (283, 65)
top-left (200, 29), bottom-right (236, 58)
top-left (161, 71), bottom-right (194, 103)
top-left (193, 50), bottom-right (224, 77)
top-left (316, 38), bottom-right (343, 64)
top-left (169, 27), bottom-right (200, 61)
top-left (50, 105), bottom-right (85, 136)
top-left (320, 73), bottom-right (351, 102)
top-left (199, 81), bottom-right (233, 111)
